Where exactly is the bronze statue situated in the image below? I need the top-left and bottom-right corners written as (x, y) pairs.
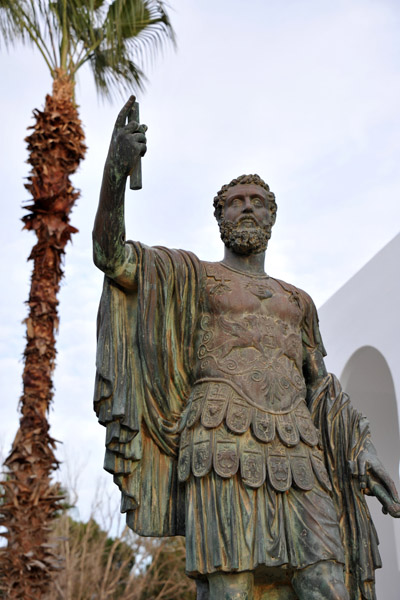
top-left (93, 97), bottom-right (400, 600)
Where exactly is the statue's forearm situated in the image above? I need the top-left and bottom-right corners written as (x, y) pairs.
top-left (93, 98), bottom-right (147, 278)
top-left (304, 348), bottom-right (328, 399)
top-left (92, 161), bottom-right (127, 277)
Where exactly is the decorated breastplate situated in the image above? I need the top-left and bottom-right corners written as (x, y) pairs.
top-left (195, 263), bottom-right (307, 412)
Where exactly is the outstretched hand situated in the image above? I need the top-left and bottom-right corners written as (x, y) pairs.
top-left (355, 443), bottom-right (400, 517)
top-left (106, 96), bottom-right (147, 182)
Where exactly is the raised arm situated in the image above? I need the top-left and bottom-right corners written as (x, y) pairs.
top-left (92, 97), bottom-right (147, 279)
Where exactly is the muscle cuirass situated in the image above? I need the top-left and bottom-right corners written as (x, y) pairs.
top-left (178, 262), bottom-right (331, 493)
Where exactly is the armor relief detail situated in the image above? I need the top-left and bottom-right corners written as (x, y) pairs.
top-left (214, 428), bottom-right (239, 478)
top-left (192, 427), bottom-right (213, 477)
top-left (177, 379), bottom-right (332, 494)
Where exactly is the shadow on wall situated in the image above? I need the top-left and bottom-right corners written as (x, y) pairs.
top-left (341, 345), bottom-right (400, 598)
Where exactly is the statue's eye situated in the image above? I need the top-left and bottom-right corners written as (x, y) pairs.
top-left (252, 197), bottom-right (263, 207)
top-left (231, 198), bottom-right (242, 207)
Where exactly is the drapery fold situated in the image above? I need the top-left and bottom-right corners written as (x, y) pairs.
top-left (309, 374), bottom-right (381, 600)
top-left (94, 242), bottom-right (202, 535)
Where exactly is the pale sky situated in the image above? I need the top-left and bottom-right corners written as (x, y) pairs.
top-left (1, 0), bottom-right (399, 518)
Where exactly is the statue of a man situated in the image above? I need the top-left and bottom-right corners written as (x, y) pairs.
top-left (93, 98), bottom-right (400, 600)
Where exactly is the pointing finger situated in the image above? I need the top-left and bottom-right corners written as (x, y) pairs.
top-left (115, 96), bottom-right (136, 129)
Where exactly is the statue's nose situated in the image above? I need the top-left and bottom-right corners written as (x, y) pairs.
top-left (242, 198), bottom-right (253, 212)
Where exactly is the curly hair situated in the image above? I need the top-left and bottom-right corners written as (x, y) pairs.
top-left (213, 174), bottom-right (277, 223)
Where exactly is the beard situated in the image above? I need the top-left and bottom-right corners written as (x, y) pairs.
top-left (219, 218), bottom-right (272, 255)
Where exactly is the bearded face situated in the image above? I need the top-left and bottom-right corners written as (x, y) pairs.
top-left (219, 216), bottom-right (272, 255)
top-left (216, 182), bottom-right (276, 256)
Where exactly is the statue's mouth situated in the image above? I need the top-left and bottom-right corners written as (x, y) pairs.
top-left (237, 217), bottom-right (258, 228)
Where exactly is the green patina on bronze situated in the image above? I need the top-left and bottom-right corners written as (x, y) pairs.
top-left (92, 99), bottom-right (400, 600)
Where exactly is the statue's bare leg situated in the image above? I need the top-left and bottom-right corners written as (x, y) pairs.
top-left (196, 578), bottom-right (209, 600)
top-left (291, 560), bottom-right (349, 600)
top-left (207, 571), bottom-right (254, 600)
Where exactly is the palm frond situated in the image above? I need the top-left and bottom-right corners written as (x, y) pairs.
top-left (89, 46), bottom-right (145, 99)
top-left (0, 0), bottom-right (175, 98)
top-left (89, 0), bottom-right (174, 97)
top-left (0, 0), bottom-right (59, 73)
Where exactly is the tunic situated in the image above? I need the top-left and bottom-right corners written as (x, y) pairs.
top-left (177, 261), bottom-right (344, 575)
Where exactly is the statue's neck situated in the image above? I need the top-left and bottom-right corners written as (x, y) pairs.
top-left (221, 247), bottom-right (267, 276)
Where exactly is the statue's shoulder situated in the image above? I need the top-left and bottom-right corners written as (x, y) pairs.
top-left (270, 276), bottom-right (316, 308)
top-left (130, 241), bottom-right (202, 267)
top-left (200, 260), bottom-right (224, 276)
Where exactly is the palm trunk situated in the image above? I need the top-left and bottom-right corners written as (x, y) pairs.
top-left (0, 70), bottom-right (86, 599)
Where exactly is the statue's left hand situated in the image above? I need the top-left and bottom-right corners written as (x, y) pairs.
top-left (355, 442), bottom-right (400, 517)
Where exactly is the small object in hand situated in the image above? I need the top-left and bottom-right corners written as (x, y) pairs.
top-left (128, 100), bottom-right (142, 190)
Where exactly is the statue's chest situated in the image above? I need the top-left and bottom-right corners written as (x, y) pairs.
top-left (201, 263), bottom-right (303, 328)
top-left (195, 263), bottom-right (307, 412)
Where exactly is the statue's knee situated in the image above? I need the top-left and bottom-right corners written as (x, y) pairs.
top-left (207, 571), bottom-right (254, 600)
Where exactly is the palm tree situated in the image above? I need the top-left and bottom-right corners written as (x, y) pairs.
top-left (0, 1), bottom-right (174, 597)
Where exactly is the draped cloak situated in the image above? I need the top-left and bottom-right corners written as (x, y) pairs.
top-left (94, 242), bottom-right (203, 536)
top-left (94, 242), bottom-right (381, 600)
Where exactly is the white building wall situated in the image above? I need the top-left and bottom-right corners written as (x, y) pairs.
top-left (318, 233), bottom-right (400, 599)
